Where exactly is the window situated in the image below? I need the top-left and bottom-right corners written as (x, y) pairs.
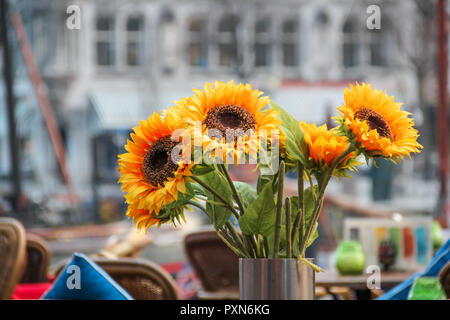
top-left (254, 18), bottom-right (271, 67)
top-left (159, 9), bottom-right (178, 74)
top-left (218, 15), bottom-right (239, 67)
top-left (369, 21), bottom-right (391, 67)
top-left (93, 132), bottom-right (129, 182)
top-left (96, 15), bottom-right (115, 67)
top-left (282, 19), bottom-right (298, 67)
top-left (342, 18), bottom-right (360, 68)
top-left (126, 16), bottom-right (145, 67)
top-left (188, 18), bottom-right (208, 67)
top-left (342, 16), bottom-right (391, 69)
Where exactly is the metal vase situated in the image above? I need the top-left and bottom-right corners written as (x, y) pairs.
top-left (239, 258), bottom-right (315, 300)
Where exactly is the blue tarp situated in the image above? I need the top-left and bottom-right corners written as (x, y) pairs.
top-left (378, 239), bottom-right (450, 300)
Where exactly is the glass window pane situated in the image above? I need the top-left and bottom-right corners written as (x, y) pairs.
top-left (127, 42), bottom-right (140, 66)
top-left (343, 19), bottom-right (355, 33)
top-left (283, 20), bottom-right (297, 33)
top-left (283, 43), bottom-right (297, 66)
top-left (189, 19), bottom-right (203, 32)
top-left (127, 17), bottom-right (143, 31)
top-left (342, 17), bottom-right (360, 68)
top-left (370, 42), bottom-right (387, 66)
top-left (96, 16), bottom-right (115, 67)
top-left (343, 43), bottom-right (358, 67)
top-left (218, 15), bottom-right (239, 67)
top-left (189, 43), bottom-right (207, 67)
top-left (97, 42), bottom-right (115, 66)
top-left (255, 19), bottom-right (269, 33)
top-left (255, 43), bottom-right (270, 67)
top-left (126, 16), bottom-right (144, 66)
top-left (255, 18), bottom-right (271, 67)
top-left (188, 18), bottom-right (208, 67)
top-left (97, 16), bottom-right (113, 31)
top-left (282, 19), bottom-right (298, 66)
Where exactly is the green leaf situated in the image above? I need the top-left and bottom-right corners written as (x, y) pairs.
top-left (233, 181), bottom-right (257, 208)
top-left (155, 206), bottom-right (185, 226)
top-left (197, 171), bottom-right (233, 228)
top-left (306, 223), bottom-right (319, 247)
top-left (289, 185), bottom-right (320, 249)
top-left (186, 181), bottom-right (209, 198)
top-left (257, 174), bottom-right (274, 194)
top-left (269, 101), bottom-right (306, 164)
top-left (239, 183), bottom-right (276, 237)
top-left (192, 164), bottom-right (215, 176)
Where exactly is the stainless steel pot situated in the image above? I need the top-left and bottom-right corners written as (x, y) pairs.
top-left (239, 258), bottom-right (315, 300)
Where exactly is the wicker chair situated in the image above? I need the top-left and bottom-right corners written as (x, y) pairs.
top-left (184, 231), bottom-right (239, 299)
top-left (21, 234), bottom-right (51, 283)
top-left (0, 217), bottom-right (27, 299)
top-left (439, 262), bottom-right (450, 299)
top-left (55, 257), bottom-right (178, 300)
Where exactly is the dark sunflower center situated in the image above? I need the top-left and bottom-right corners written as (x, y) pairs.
top-left (204, 104), bottom-right (256, 135)
top-left (354, 107), bottom-right (393, 141)
top-left (143, 136), bottom-right (179, 187)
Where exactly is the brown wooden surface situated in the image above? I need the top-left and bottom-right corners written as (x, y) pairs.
top-left (316, 270), bottom-right (417, 289)
top-left (184, 231), bottom-right (239, 294)
top-left (27, 221), bottom-right (129, 240)
top-left (0, 218), bottom-right (27, 299)
top-left (21, 234), bottom-right (51, 283)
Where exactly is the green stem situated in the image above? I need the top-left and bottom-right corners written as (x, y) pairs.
top-left (263, 236), bottom-right (269, 258)
top-left (272, 161), bottom-right (285, 259)
top-left (218, 163), bottom-right (246, 214)
top-left (218, 164), bottom-right (260, 254)
top-left (188, 200), bottom-right (249, 257)
top-left (305, 170), bottom-right (317, 200)
top-left (217, 231), bottom-right (246, 257)
top-left (256, 235), bottom-right (262, 257)
top-left (187, 200), bottom-right (207, 214)
top-left (301, 145), bottom-right (355, 255)
top-left (243, 235), bottom-right (257, 258)
top-left (291, 162), bottom-right (304, 256)
top-left (298, 205), bottom-right (305, 257)
top-left (191, 175), bottom-right (240, 219)
top-left (298, 257), bottom-right (324, 273)
top-left (226, 221), bottom-right (251, 258)
top-left (285, 197), bottom-right (292, 258)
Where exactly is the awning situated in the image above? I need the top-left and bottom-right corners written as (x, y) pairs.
top-left (88, 87), bottom-right (153, 131)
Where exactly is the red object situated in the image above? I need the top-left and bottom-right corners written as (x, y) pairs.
top-left (403, 228), bottom-right (414, 258)
top-left (11, 282), bottom-right (52, 300)
top-left (160, 261), bottom-right (184, 275)
top-left (437, 0), bottom-right (449, 227)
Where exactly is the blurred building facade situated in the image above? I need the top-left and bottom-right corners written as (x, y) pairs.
top-left (0, 0), bottom-right (442, 223)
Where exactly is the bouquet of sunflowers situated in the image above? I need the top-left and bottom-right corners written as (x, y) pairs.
top-left (118, 81), bottom-right (422, 271)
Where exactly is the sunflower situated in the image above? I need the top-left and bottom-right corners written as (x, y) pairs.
top-left (173, 80), bottom-right (282, 164)
top-left (300, 121), bottom-right (361, 177)
top-left (118, 110), bottom-right (193, 231)
top-left (336, 83), bottom-right (422, 161)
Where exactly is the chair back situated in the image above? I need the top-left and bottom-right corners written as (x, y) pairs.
top-left (0, 217), bottom-right (27, 299)
top-left (55, 257), bottom-right (178, 300)
top-left (21, 234), bottom-right (51, 283)
top-left (184, 231), bottom-right (239, 292)
top-left (439, 262), bottom-right (450, 298)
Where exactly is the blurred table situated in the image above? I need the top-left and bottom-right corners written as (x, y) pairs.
top-left (316, 270), bottom-right (417, 299)
top-left (316, 270), bottom-right (416, 289)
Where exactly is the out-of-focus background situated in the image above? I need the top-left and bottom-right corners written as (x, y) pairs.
top-left (0, 0), bottom-right (449, 299)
